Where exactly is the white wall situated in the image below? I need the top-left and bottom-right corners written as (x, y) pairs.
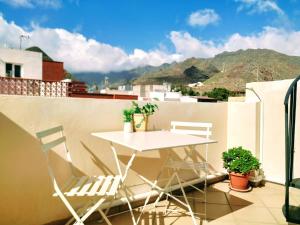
top-left (246, 79), bottom-right (300, 184)
top-left (0, 96), bottom-right (228, 225)
top-left (149, 91), bottom-right (165, 101)
top-left (227, 102), bottom-right (260, 157)
top-left (0, 48), bottom-right (42, 80)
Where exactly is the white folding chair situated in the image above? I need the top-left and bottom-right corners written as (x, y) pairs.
top-left (162, 121), bottom-right (212, 221)
top-left (168, 121), bottom-right (212, 189)
top-left (36, 126), bottom-right (122, 225)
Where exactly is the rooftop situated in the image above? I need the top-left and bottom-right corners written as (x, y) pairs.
top-left (0, 78), bottom-right (299, 225)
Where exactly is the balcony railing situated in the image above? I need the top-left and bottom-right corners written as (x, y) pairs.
top-left (0, 77), bottom-right (138, 100)
top-left (0, 77), bottom-right (68, 97)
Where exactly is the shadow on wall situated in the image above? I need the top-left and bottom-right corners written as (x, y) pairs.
top-left (0, 113), bottom-right (89, 225)
top-left (80, 141), bottom-right (116, 176)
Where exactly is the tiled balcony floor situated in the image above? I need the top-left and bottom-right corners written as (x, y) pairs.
top-left (89, 180), bottom-right (300, 225)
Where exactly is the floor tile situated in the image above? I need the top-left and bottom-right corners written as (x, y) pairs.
top-left (227, 191), bottom-right (265, 207)
top-left (191, 190), bottom-right (229, 205)
top-left (268, 207), bottom-right (289, 225)
top-left (259, 193), bottom-right (299, 208)
top-left (231, 205), bottom-right (277, 224)
top-left (209, 181), bottom-right (231, 193)
top-left (86, 181), bottom-right (300, 225)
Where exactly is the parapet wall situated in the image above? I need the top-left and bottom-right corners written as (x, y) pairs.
top-left (0, 96), bottom-right (227, 225)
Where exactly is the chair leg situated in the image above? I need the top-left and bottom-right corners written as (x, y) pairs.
top-left (67, 198), bottom-right (114, 225)
top-left (75, 198), bottom-right (107, 224)
top-left (174, 173), bottom-right (198, 225)
top-left (136, 179), bottom-right (160, 225)
top-left (98, 209), bottom-right (113, 225)
top-left (97, 200), bottom-right (113, 225)
top-left (121, 185), bottom-right (138, 225)
top-left (163, 168), bottom-right (171, 214)
top-left (73, 221), bottom-right (84, 225)
top-left (153, 172), bottom-right (177, 206)
top-left (204, 163), bottom-right (208, 222)
top-left (65, 216), bottom-right (75, 225)
top-left (56, 192), bottom-right (85, 225)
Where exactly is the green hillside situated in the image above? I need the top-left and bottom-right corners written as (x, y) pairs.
top-left (135, 49), bottom-right (300, 91)
top-left (133, 57), bottom-right (219, 84)
top-left (73, 64), bottom-right (169, 87)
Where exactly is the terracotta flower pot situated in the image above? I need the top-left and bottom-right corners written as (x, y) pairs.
top-left (229, 172), bottom-right (250, 190)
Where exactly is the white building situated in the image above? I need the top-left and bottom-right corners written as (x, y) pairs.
top-left (149, 91), bottom-right (182, 101)
top-left (118, 85), bottom-right (133, 91)
top-left (0, 48), bottom-right (42, 80)
top-left (188, 82), bottom-right (203, 87)
top-left (133, 83), bottom-right (171, 98)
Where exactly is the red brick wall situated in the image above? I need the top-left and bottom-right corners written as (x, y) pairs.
top-left (42, 61), bottom-right (64, 81)
top-left (69, 93), bottom-right (138, 100)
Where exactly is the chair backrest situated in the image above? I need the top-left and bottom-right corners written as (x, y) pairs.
top-left (36, 125), bottom-right (73, 181)
top-left (170, 121), bottom-right (212, 138)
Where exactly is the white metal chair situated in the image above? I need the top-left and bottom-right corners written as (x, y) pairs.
top-left (162, 121), bottom-right (212, 222)
top-left (36, 125), bottom-right (122, 225)
top-left (168, 121), bottom-right (212, 189)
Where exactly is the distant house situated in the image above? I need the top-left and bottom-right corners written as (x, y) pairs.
top-left (26, 46), bottom-right (65, 81)
top-left (180, 96), bottom-right (218, 103)
top-left (0, 46), bottom-right (65, 81)
top-left (188, 82), bottom-right (203, 88)
top-left (133, 83), bottom-right (171, 98)
top-left (0, 47), bottom-right (42, 79)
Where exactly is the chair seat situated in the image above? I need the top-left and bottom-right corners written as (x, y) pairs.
top-left (165, 160), bottom-right (207, 170)
top-left (54, 175), bottom-right (122, 197)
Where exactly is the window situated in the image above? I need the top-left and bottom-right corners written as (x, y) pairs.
top-left (5, 63), bottom-right (22, 78)
top-left (14, 65), bottom-right (21, 78)
top-left (5, 63), bottom-right (12, 77)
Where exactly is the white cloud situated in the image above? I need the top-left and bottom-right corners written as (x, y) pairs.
top-left (170, 27), bottom-right (300, 58)
top-left (188, 9), bottom-right (220, 27)
top-left (0, 0), bottom-right (61, 8)
top-left (1, 14), bottom-right (300, 73)
top-left (235, 0), bottom-right (284, 15)
top-left (170, 31), bottom-right (220, 58)
top-left (0, 15), bottom-right (180, 72)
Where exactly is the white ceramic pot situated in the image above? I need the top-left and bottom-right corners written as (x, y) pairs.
top-left (123, 122), bottom-right (133, 133)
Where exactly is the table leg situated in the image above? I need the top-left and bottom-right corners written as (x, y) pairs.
top-left (143, 145), bottom-right (206, 225)
top-left (110, 142), bottom-right (138, 225)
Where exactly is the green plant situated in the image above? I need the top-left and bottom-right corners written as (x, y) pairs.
top-left (123, 109), bottom-right (134, 122)
top-left (222, 146), bottom-right (260, 175)
top-left (131, 101), bottom-right (158, 116)
top-left (203, 87), bottom-right (234, 101)
top-left (131, 102), bottom-right (158, 129)
top-left (171, 85), bottom-right (200, 96)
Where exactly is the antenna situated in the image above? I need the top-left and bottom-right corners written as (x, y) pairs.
top-left (19, 35), bottom-right (30, 49)
top-left (104, 76), bottom-right (109, 88)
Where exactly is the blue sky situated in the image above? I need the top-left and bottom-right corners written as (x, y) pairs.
top-left (0, 0), bottom-right (300, 72)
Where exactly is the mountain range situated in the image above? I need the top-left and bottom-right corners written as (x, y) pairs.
top-left (73, 65), bottom-right (166, 88)
top-left (74, 49), bottom-right (300, 91)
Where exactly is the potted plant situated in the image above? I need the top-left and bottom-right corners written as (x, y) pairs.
top-left (131, 101), bottom-right (158, 132)
top-left (122, 108), bottom-right (134, 133)
top-left (222, 146), bottom-right (260, 191)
